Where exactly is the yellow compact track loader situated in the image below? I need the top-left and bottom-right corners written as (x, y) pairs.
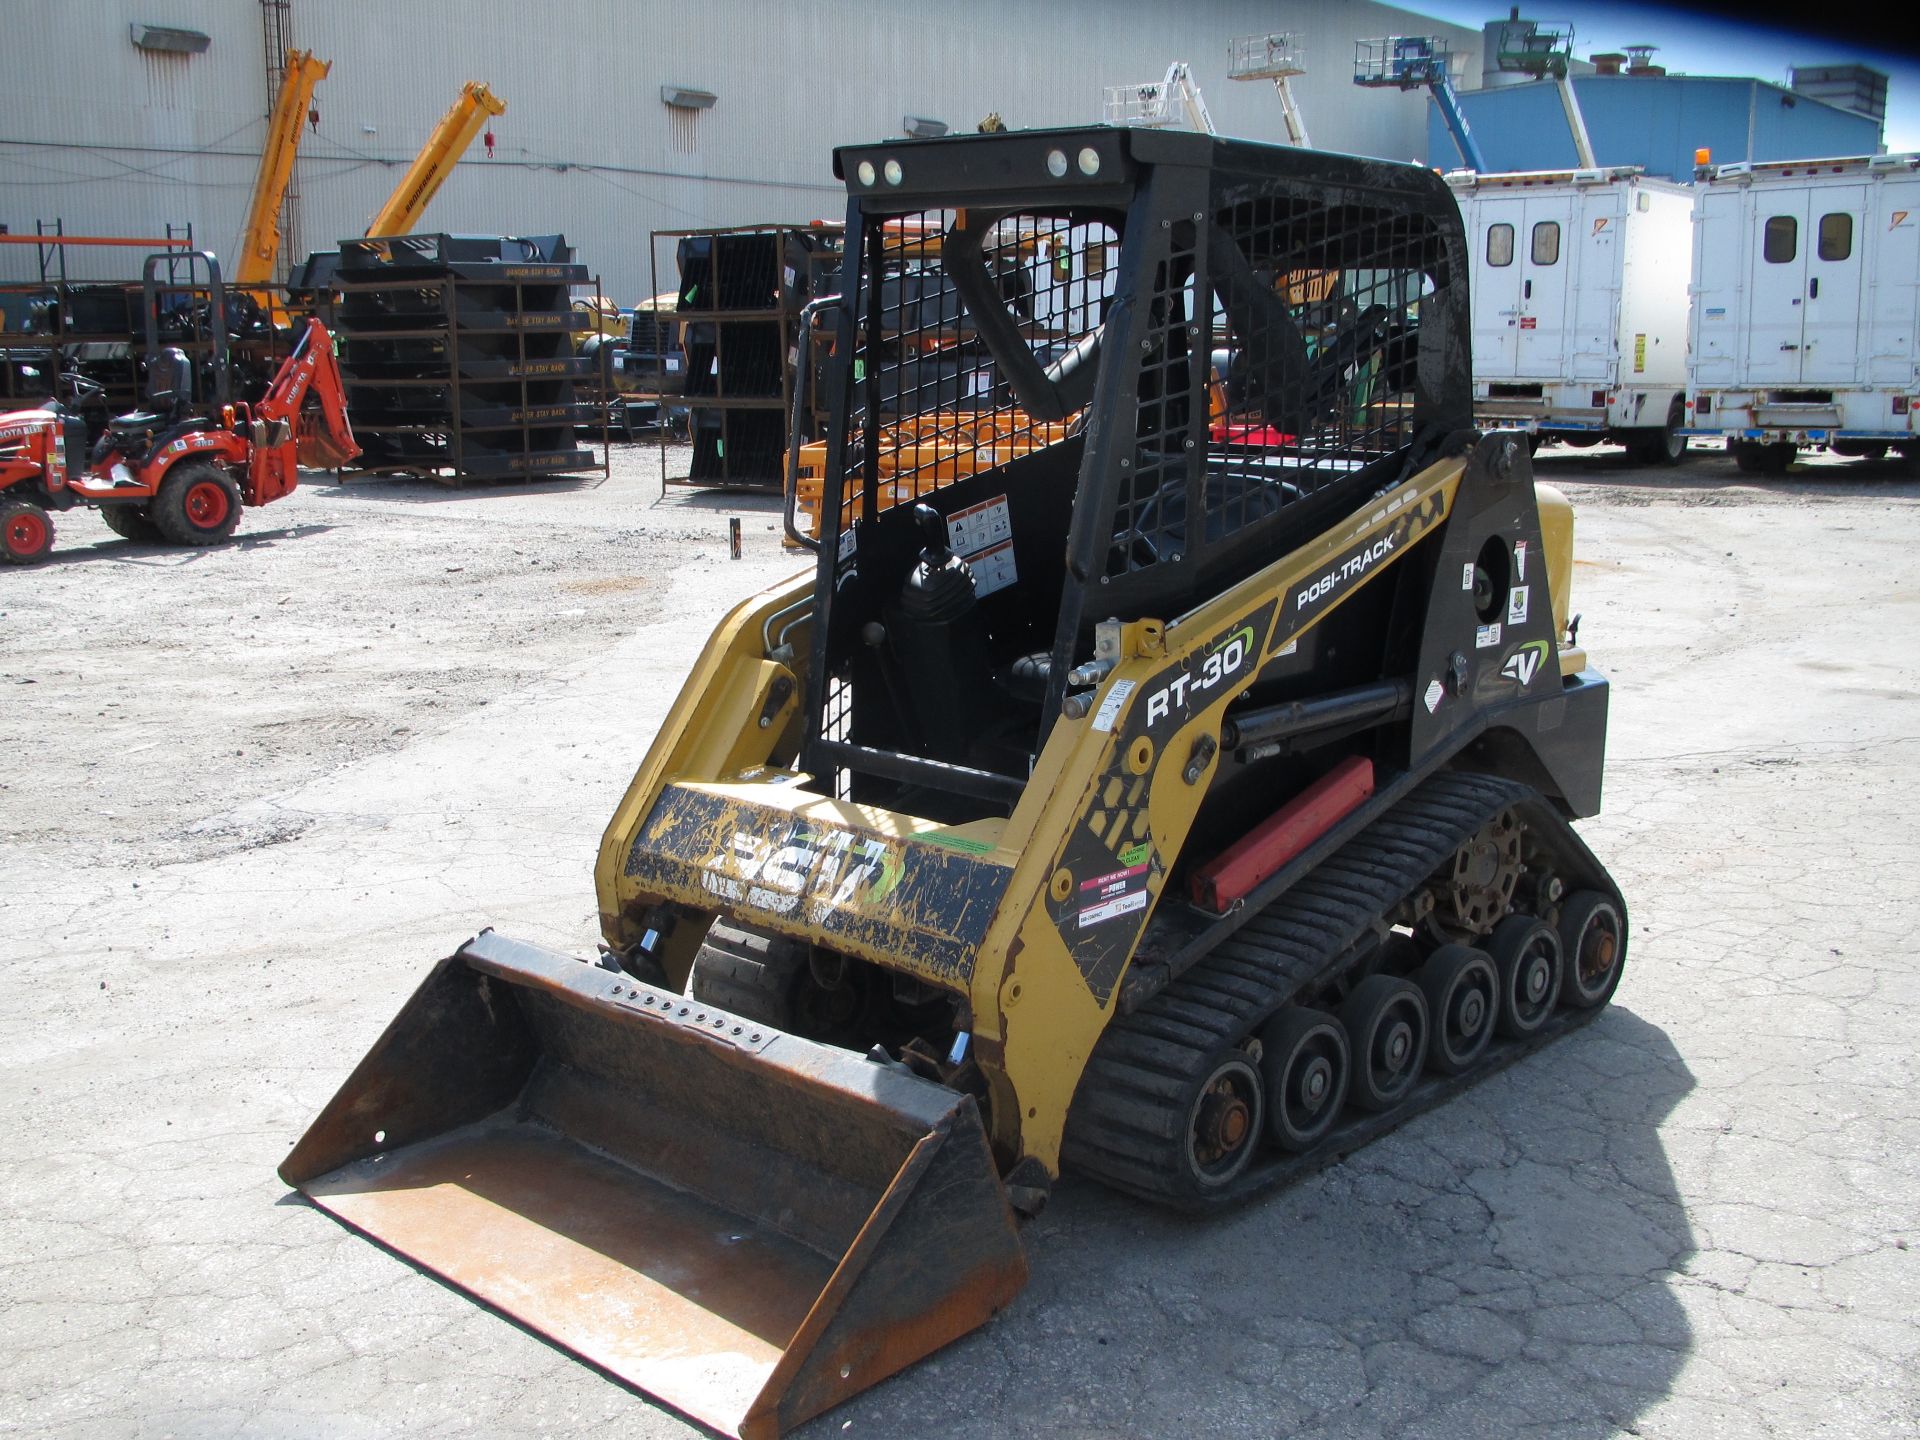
top-left (284, 126), bottom-right (1627, 1438)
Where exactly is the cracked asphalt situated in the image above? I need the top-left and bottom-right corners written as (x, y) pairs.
top-left (2, 442), bottom-right (1916, 1439)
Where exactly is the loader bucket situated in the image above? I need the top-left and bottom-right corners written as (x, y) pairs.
top-left (280, 930), bottom-right (1028, 1439)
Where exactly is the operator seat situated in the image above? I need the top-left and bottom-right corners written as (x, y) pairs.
top-left (108, 348), bottom-right (195, 434)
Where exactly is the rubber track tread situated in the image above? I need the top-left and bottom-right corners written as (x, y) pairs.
top-left (1061, 772), bottom-right (1602, 1209)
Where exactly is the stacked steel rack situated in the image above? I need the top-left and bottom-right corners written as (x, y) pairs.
top-left (334, 233), bottom-right (607, 484)
top-left (645, 223), bottom-right (843, 490)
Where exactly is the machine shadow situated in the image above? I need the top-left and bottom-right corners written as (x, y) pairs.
top-left (940, 1005), bottom-right (1699, 1440)
top-left (303, 472), bottom-right (609, 502)
top-left (1531, 446), bottom-right (1920, 497)
top-left (35, 523), bottom-right (339, 567)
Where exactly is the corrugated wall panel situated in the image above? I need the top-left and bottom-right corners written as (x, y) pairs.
top-left (1426, 75), bottom-right (1885, 181)
top-left (2, 0), bottom-right (1472, 300)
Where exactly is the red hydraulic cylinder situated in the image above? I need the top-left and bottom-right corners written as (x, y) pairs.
top-left (1189, 755), bottom-right (1375, 911)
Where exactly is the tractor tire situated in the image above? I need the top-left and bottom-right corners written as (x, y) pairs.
top-left (153, 462), bottom-right (242, 546)
top-left (1, 498), bottom-right (54, 564)
top-left (101, 504), bottom-right (163, 543)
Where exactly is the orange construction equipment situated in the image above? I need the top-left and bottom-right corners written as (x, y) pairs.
top-left (0, 317), bottom-right (356, 562)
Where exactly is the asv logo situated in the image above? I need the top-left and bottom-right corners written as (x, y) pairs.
top-left (1501, 640), bottom-right (1550, 687)
top-left (704, 823), bottom-right (899, 916)
top-left (1144, 625), bottom-right (1252, 728)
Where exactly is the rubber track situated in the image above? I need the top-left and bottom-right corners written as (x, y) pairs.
top-left (685, 921), bottom-right (804, 1028)
top-left (1061, 771), bottom-right (1603, 1211)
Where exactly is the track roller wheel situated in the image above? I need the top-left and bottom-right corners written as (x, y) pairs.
top-left (1258, 1007), bottom-right (1350, 1153)
top-left (1183, 1052), bottom-right (1264, 1191)
top-left (154, 461), bottom-right (242, 546)
top-left (1, 499), bottom-right (53, 564)
top-left (1488, 914), bottom-right (1562, 1037)
top-left (101, 504), bottom-right (162, 543)
top-left (1557, 891), bottom-right (1627, 1009)
top-left (1340, 975), bottom-right (1428, 1113)
top-left (1416, 944), bottom-right (1497, 1075)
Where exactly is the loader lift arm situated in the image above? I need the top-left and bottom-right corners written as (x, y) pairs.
top-left (234, 49), bottom-right (332, 291)
top-left (364, 82), bottom-right (506, 237)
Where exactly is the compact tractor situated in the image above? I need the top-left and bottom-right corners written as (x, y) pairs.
top-left (0, 315), bottom-right (355, 563)
top-left (284, 127), bottom-right (1627, 1438)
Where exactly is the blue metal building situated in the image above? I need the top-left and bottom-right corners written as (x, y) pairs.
top-left (1427, 74), bottom-right (1882, 177)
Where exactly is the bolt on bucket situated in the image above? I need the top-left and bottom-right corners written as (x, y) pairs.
top-left (280, 929), bottom-right (1028, 1439)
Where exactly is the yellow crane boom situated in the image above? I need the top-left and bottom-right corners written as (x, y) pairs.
top-left (234, 48), bottom-right (332, 288)
top-left (364, 82), bottom-right (507, 238)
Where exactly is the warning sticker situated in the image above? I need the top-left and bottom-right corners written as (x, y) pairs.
top-left (1461, 561), bottom-right (1476, 592)
top-left (1091, 679), bottom-right (1135, 733)
top-left (1513, 539), bottom-right (1528, 581)
top-left (1508, 585), bottom-right (1530, 626)
top-left (1633, 333), bottom-right (1647, 374)
top-left (1424, 678), bottom-right (1445, 713)
top-left (1476, 621), bottom-right (1503, 650)
top-left (967, 539), bottom-right (1017, 598)
top-left (946, 494), bottom-right (1013, 557)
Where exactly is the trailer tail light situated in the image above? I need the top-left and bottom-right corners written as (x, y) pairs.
top-left (1895, 396), bottom-right (1910, 415)
top-left (1591, 390), bottom-right (1607, 408)
top-left (1696, 395), bottom-right (1712, 414)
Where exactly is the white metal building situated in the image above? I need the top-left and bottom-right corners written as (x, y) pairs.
top-left (0, 1), bottom-right (1477, 302)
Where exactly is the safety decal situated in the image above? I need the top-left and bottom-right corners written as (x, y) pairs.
top-left (967, 541), bottom-right (1017, 598)
top-left (1091, 679), bottom-right (1135, 734)
top-left (1476, 622), bottom-right (1502, 649)
top-left (1424, 678), bottom-right (1445, 713)
top-left (1513, 539), bottom-right (1528, 581)
top-left (1508, 585), bottom-right (1530, 626)
top-left (1462, 561), bottom-right (1476, 592)
top-left (946, 495), bottom-right (1017, 598)
top-left (945, 494), bottom-right (1012, 556)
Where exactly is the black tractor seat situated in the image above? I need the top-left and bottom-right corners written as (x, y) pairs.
top-left (108, 348), bottom-right (196, 434)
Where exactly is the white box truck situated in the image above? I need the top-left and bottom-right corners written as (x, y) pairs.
top-left (1448, 166), bottom-right (1694, 463)
top-left (1689, 153), bottom-right (1920, 472)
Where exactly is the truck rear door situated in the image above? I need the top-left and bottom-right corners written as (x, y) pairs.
top-left (1800, 185), bottom-right (1866, 385)
top-left (1516, 198), bottom-right (1575, 375)
top-left (1470, 196), bottom-right (1526, 379)
top-left (1744, 191), bottom-right (1810, 383)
